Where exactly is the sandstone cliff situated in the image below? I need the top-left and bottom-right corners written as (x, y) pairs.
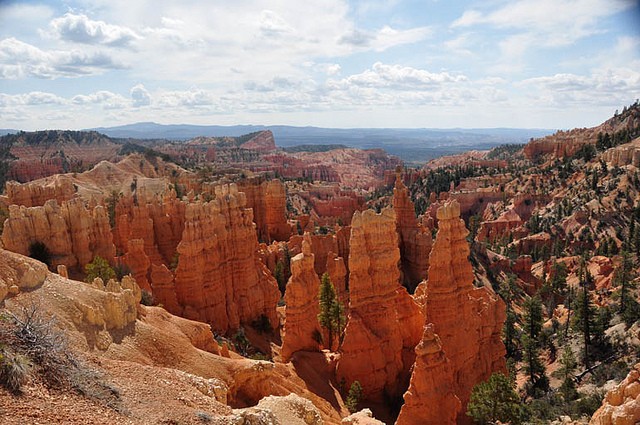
top-left (281, 234), bottom-right (322, 361)
top-left (590, 363), bottom-right (640, 425)
top-left (238, 177), bottom-right (291, 243)
top-left (393, 171), bottom-right (431, 292)
top-left (415, 200), bottom-right (506, 423)
top-left (1, 198), bottom-right (116, 272)
top-left (396, 323), bottom-right (461, 425)
top-left (5, 177), bottom-right (76, 207)
top-left (336, 208), bottom-right (424, 401)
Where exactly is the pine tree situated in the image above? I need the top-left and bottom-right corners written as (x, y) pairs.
top-left (318, 273), bottom-right (345, 349)
top-left (504, 309), bottom-right (519, 360)
top-left (522, 296), bottom-right (548, 396)
top-left (572, 259), bottom-right (596, 367)
top-left (467, 373), bottom-right (523, 425)
top-left (85, 256), bottom-right (116, 283)
top-left (614, 250), bottom-right (637, 326)
top-left (345, 381), bottom-right (363, 413)
top-left (557, 346), bottom-right (578, 401)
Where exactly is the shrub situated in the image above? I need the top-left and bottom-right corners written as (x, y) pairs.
top-left (0, 348), bottom-right (30, 393)
top-left (140, 290), bottom-right (155, 306)
top-left (84, 256), bottom-right (116, 284)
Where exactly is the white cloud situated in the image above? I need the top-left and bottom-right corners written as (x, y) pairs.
top-left (328, 62), bottom-right (467, 91)
top-left (521, 68), bottom-right (640, 106)
top-left (72, 90), bottom-right (129, 109)
top-left (130, 84), bottom-right (151, 107)
top-left (452, 0), bottom-right (631, 39)
top-left (0, 91), bottom-right (66, 106)
top-left (0, 37), bottom-right (126, 79)
top-left (49, 13), bottom-right (141, 47)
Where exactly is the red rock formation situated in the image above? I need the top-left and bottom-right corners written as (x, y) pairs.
top-left (415, 200), bottom-right (506, 423)
top-left (288, 233), bottom-right (338, 277)
top-left (1, 198), bottom-right (115, 271)
top-left (114, 191), bottom-right (185, 267)
top-left (590, 363), bottom-right (640, 425)
top-left (476, 209), bottom-right (523, 243)
top-left (172, 183), bottom-right (280, 334)
top-left (121, 239), bottom-right (151, 291)
top-left (325, 252), bottom-right (347, 305)
top-left (393, 171), bottom-right (432, 291)
top-left (239, 130), bottom-right (277, 152)
top-left (149, 263), bottom-right (180, 313)
top-left (281, 234), bottom-right (322, 361)
top-left (336, 208), bottom-right (424, 401)
top-left (5, 177), bottom-right (76, 207)
top-left (238, 177), bottom-right (291, 243)
top-left (396, 323), bottom-right (461, 425)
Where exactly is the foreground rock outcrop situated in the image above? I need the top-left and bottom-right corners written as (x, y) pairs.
top-left (281, 234), bottom-right (322, 362)
top-left (396, 323), bottom-right (461, 425)
top-left (590, 363), bottom-right (640, 425)
top-left (336, 208), bottom-right (424, 401)
top-left (415, 200), bottom-right (506, 423)
top-left (2, 198), bottom-right (116, 272)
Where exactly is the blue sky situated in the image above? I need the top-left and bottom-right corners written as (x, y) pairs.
top-left (0, 0), bottom-right (638, 130)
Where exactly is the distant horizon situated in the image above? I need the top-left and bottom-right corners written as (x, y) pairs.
top-left (2, 120), bottom-right (563, 133)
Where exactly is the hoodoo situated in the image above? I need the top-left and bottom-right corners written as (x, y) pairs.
top-left (415, 200), bottom-right (506, 422)
top-left (336, 208), bottom-right (424, 401)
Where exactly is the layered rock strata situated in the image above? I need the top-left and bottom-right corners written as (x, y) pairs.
top-left (393, 171), bottom-right (432, 292)
top-left (396, 323), bottom-right (461, 425)
top-left (281, 234), bottom-right (322, 362)
top-left (172, 184), bottom-right (280, 333)
top-left (415, 200), bottom-right (506, 423)
top-left (336, 208), bottom-right (424, 401)
top-left (2, 198), bottom-right (115, 271)
top-left (238, 177), bottom-right (291, 243)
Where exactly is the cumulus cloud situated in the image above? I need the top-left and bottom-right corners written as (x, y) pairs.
top-left (49, 13), bottom-right (140, 47)
top-left (0, 91), bottom-right (65, 106)
top-left (130, 84), bottom-right (151, 107)
top-left (328, 62), bottom-right (467, 91)
top-left (521, 67), bottom-right (640, 106)
top-left (0, 37), bottom-right (126, 79)
top-left (73, 90), bottom-right (129, 109)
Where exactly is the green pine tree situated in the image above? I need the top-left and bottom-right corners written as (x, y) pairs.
top-left (345, 380), bottom-right (363, 413)
top-left (318, 273), bottom-right (345, 349)
top-left (522, 295), bottom-right (548, 396)
top-left (557, 346), bottom-right (578, 401)
top-left (467, 373), bottom-right (523, 425)
top-left (85, 256), bottom-right (116, 283)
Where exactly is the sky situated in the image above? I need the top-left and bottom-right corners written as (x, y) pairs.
top-left (0, 0), bottom-right (639, 131)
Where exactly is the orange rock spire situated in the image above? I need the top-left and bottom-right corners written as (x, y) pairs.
top-left (336, 208), bottom-right (424, 401)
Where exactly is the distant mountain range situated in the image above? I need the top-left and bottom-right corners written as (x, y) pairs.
top-left (2, 123), bottom-right (555, 164)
